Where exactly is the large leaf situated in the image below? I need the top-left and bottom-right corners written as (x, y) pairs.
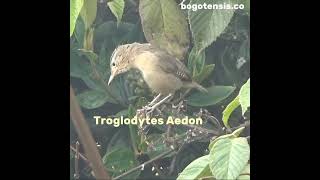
top-left (208, 127), bottom-right (245, 150)
top-left (177, 155), bottom-right (212, 180)
top-left (80, 0), bottom-right (97, 30)
top-left (239, 78), bottom-right (250, 114)
top-left (74, 17), bottom-right (85, 47)
top-left (70, 50), bottom-right (91, 78)
top-left (70, 0), bottom-right (84, 36)
top-left (193, 64), bottom-right (215, 83)
top-left (103, 148), bottom-right (140, 179)
top-left (77, 90), bottom-right (114, 109)
top-left (77, 49), bottom-right (98, 62)
top-left (237, 163), bottom-right (250, 180)
top-left (187, 47), bottom-right (205, 76)
top-left (94, 21), bottom-right (135, 40)
top-left (107, 128), bottom-right (131, 153)
top-left (83, 27), bottom-right (94, 50)
top-left (222, 95), bottom-right (240, 128)
top-left (188, 0), bottom-right (235, 53)
top-left (187, 86), bottom-right (236, 107)
top-left (209, 137), bottom-right (250, 180)
top-left (139, 0), bottom-right (190, 60)
top-left (107, 0), bottom-right (125, 25)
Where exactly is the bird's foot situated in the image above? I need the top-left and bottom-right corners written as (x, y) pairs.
top-left (137, 105), bottom-right (160, 117)
top-left (144, 105), bottom-right (161, 117)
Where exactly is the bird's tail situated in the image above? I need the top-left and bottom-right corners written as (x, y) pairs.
top-left (188, 81), bottom-right (208, 93)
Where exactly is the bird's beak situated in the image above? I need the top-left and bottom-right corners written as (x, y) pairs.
top-left (108, 68), bottom-right (119, 85)
top-left (108, 74), bottom-right (114, 86)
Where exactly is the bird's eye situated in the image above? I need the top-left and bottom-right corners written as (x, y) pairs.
top-left (112, 63), bottom-right (116, 66)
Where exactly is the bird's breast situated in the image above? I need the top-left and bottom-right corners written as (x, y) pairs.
top-left (142, 70), bottom-right (182, 95)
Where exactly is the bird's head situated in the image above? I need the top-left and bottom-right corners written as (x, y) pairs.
top-left (108, 44), bottom-right (133, 85)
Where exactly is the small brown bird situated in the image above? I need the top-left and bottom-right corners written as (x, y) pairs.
top-left (108, 43), bottom-right (207, 113)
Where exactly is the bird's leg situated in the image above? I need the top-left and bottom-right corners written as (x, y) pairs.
top-left (146, 93), bottom-right (173, 115)
top-left (148, 93), bottom-right (162, 107)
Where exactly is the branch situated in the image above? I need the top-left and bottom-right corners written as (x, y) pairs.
top-left (70, 85), bottom-right (110, 180)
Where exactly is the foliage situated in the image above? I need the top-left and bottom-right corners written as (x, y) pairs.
top-left (70, 0), bottom-right (250, 179)
top-left (223, 78), bottom-right (250, 128)
top-left (178, 127), bottom-right (249, 180)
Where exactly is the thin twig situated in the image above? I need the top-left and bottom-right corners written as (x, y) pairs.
top-left (231, 120), bottom-right (250, 131)
top-left (182, 124), bottom-right (220, 135)
top-left (70, 86), bottom-right (110, 180)
top-left (113, 149), bottom-right (175, 180)
top-left (168, 155), bottom-right (177, 175)
top-left (70, 145), bottom-right (89, 163)
top-left (74, 141), bottom-right (80, 179)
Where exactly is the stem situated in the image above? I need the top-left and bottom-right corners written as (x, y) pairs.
top-left (70, 86), bottom-right (110, 180)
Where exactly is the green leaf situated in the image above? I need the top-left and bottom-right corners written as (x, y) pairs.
top-left (83, 27), bottom-right (95, 50)
top-left (187, 86), bottom-right (236, 107)
top-left (208, 127), bottom-right (245, 152)
top-left (77, 90), bottom-right (110, 109)
top-left (94, 21), bottom-right (135, 40)
top-left (98, 42), bottom-right (110, 67)
top-left (107, 128), bottom-right (131, 153)
top-left (209, 137), bottom-right (250, 180)
top-left (82, 76), bottom-right (105, 91)
top-left (239, 78), bottom-right (250, 115)
top-left (208, 134), bottom-right (232, 151)
top-left (80, 0), bottom-right (97, 30)
top-left (139, 0), bottom-right (190, 60)
top-left (237, 163), bottom-right (250, 180)
top-left (232, 127), bottom-right (246, 138)
top-left (193, 64), bottom-right (215, 83)
top-left (177, 155), bottom-right (212, 180)
top-left (188, 0), bottom-right (235, 53)
top-left (103, 148), bottom-right (140, 179)
top-left (107, 0), bottom-right (125, 26)
top-left (187, 47), bottom-right (206, 76)
top-left (70, 50), bottom-right (91, 78)
top-left (222, 96), bottom-right (240, 128)
top-left (70, 0), bottom-right (84, 36)
top-left (78, 49), bottom-right (98, 62)
top-left (74, 17), bottom-right (85, 46)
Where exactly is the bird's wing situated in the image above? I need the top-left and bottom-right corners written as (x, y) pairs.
top-left (154, 51), bottom-right (192, 82)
